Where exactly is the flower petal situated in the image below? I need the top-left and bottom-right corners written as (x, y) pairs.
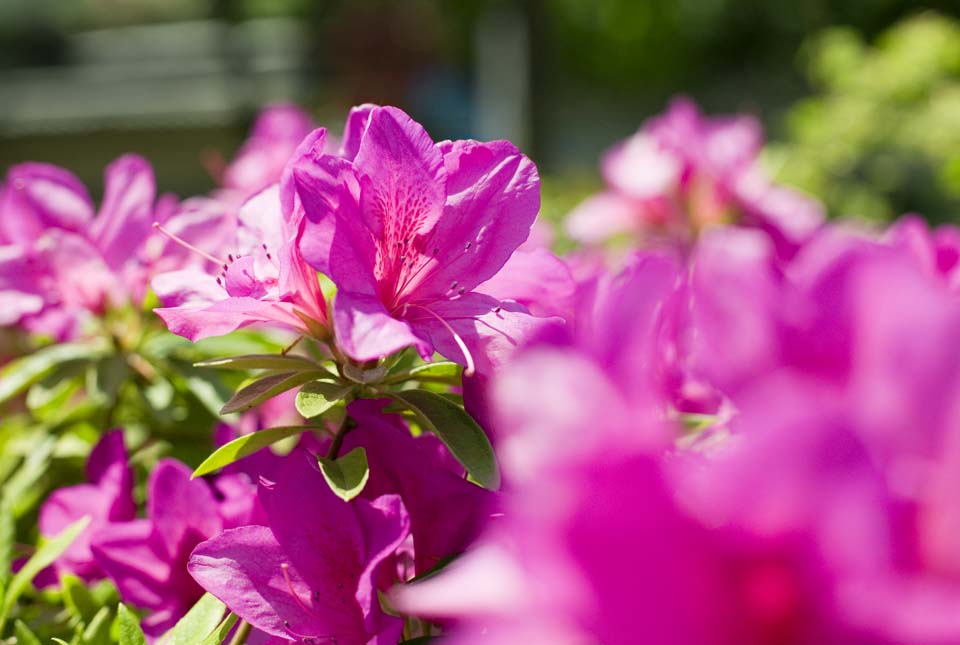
top-left (147, 459), bottom-right (222, 561)
top-left (333, 290), bottom-right (429, 361)
top-left (353, 106), bottom-right (446, 244)
top-left (406, 291), bottom-right (561, 375)
top-left (413, 139), bottom-right (539, 299)
top-left (91, 155), bottom-right (156, 270)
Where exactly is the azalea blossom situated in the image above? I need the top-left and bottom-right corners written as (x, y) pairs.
top-left (189, 450), bottom-right (410, 644)
top-left (90, 459), bottom-right (256, 636)
top-left (0, 155), bottom-right (165, 337)
top-left (294, 104), bottom-right (558, 374)
top-left (153, 183), bottom-right (327, 341)
top-left (37, 430), bottom-right (135, 583)
top-left (566, 98), bottom-right (824, 259)
top-left (342, 399), bottom-right (495, 575)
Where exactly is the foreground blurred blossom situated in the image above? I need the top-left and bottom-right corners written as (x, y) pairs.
top-left (294, 104), bottom-right (558, 374)
top-left (397, 218), bottom-right (960, 643)
top-left (38, 430), bottom-right (135, 583)
top-left (566, 98), bottom-right (824, 259)
top-left (189, 451), bottom-right (410, 644)
top-left (90, 459), bottom-right (256, 637)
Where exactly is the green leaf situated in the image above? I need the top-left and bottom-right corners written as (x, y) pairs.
top-left (295, 381), bottom-right (352, 419)
top-left (117, 604), bottom-right (147, 645)
top-left (80, 606), bottom-right (112, 645)
top-left (159, 593), bottom-right (225, 645)
top-left (0, 340), bottom-right (109, 405)
top-left (198, 613), bottom-right (239, 645)
top-left (13, 620), bottom-right (42, 645)
top-left (2, 436), bottom-right (55, 518)
top-left (0, 516), bottom-right (91, 633)
top-left (192, 426), bottom-right (315, 478)
top-left (62, 574), bottom-right (99, 622)
top-left (317, 447), bottom-right (370, 502)
top-left (408, 552), bottom-right (462, 584)
top-left (389, 390), bottom-right (500, 490)
top-left (195, 353), bottom-right (322, 372)
top-left (220, 370), bottom-right (331, 414)
top-left (0, 501), bottom-right (13, 594)
top-left (386, 361), bottom-right (461, 384)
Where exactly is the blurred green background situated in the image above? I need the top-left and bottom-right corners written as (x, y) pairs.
top-left (1, 0), bottom-right (959, 222)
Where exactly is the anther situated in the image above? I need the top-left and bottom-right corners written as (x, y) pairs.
top-left (432, 247), bottom-right (439, 255)
top-left (494, 306), bottom-right (501, 313)
top-left (458, 287), bottom-right (465, 295)
top-left (465, 242), bottom-right (472, 250)
top-left (228, 254), bottom-right (234, 262)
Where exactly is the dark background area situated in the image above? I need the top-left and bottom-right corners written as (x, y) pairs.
top-left (1, 0), bottom-right (958, 219)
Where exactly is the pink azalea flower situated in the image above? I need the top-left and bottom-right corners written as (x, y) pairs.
top-left (153, 182), bottom-right (328, 342)
top-left (189, 450), bottom-right (410, 644)
top-left (37, 430), bottom-right (135, 583)
top-left (294, 104), bottom-right (558, 374)
top-left (566, 98), bottom-right (824, 259)
top-left (223, 104), bottom-right (317, 199)
top-left (90, 459), bottom-right (256, 637)
top-left (0, 156), bottom-right (164, 336)
top-left (343, 400), bottom-right (495, 575)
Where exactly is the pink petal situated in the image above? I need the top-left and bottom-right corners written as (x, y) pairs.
top-left (91, 155), bottom-right (156, 270)
top-left (413, 139), bottom-right (539, 299)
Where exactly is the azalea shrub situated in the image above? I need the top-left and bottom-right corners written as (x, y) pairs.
top-left (2, 95), bottom-right (960, 645)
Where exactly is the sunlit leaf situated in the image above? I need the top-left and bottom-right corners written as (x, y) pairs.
top-left (295, 381), bottom-right (352, 419)
top-left (388, 390), bottom-right (500, 490)
top-left (193, 426), bottom-right (317, 478)
top-left (80, 605), bottom-right (112, 645)
top-left (159, 593), bottom-right (225, 645)
top-left (220, 371), bottom-right (331, 414)
top-left (0, 341), bottom-right (109, 405)
top-left (385, 361), bottom-right (461, 384)
top-left (198, 613), bottom-right (239, 645)
top-left (14, 620), bottom-right (42, 645)
top-left (62, 574), bottom-right (98, 622)
top-left (0, 515), bottom-right (91, 633)
top-left (118, 604), bottom-right (147, 645)
top-left (195, 353), bottom-right (323, 373)
top-left (317, 447), bottom-right (370, 502)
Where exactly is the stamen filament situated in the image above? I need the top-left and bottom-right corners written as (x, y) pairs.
top-left (405, 303), bottom-right (476, 376)
top-left (152, 222), bottom-right (227, 266)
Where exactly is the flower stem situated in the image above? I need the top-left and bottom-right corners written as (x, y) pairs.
top-left (228, 619), bottom-right (252, 645)
top-left (326, 416), bottom-right (355, 460)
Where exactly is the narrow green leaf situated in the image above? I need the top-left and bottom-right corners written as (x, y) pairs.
top-left (0, 501), bottom-right (13, 593)
top-left (14, 620), bottom-right (42, 645)
top-left (386, 361), bottom-right (461, 384)
top-left (220, 370), bottom-right (330, 414)
top-left (389, 390), bottom-right (500, 490)
top-left (408, 552), bottom-right (462, 584)
top-left (295, 381), bottom-right (352, 419)
top-left (0, 340), bottom-right (109, 405)
top-left (159, 593), bottom-right (225, 645)
top-left (80, 606), bottom-right (112, 645)
top-left (198, 613), bottom-right (239, 645)
top-left (62, 574), bottom-right (99, 621)
top-left (317, 447), bottom-right (370, 502)
top-left (193, 426), bottom-right (316, 478)
top-left (0, 516), bottom-right (91, 632)
top-left (2, 436), bottom-right (55, 518)
top-left (117, 604), bottom-right (147, 645)
top-left (195, 354), bottom-right (321, 372)
top-left (52, 638), bottom-right (73, 645)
